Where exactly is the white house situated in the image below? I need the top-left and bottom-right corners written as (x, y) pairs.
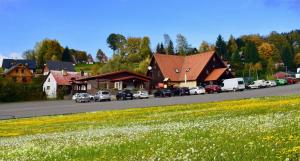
top-left (43, 70), bottom-right (87, 98)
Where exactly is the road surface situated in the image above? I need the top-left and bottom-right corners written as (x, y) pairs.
top-left (1, 84), bottom-right (300, 120)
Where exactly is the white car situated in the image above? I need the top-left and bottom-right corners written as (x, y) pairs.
top-left (133, 91), bottom-right (149, 99)
top-left (265, 80), bottom-right (276, 87)
top-left (94, 91), bottom-right (111, 102)
top-left (189, 86), bottom-right (206, 95)
top-left (72, 93), bottom-right (81, 100)
top-left (248, 80), bottom-right (267, 89)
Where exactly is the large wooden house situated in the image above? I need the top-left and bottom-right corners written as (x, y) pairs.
top-left (147, 51), bottom-right (233, 89)
top-left (3, 63), bottom-right (34, 83)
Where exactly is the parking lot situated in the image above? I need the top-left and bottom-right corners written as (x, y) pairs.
top-left (1, 83), bottom-right (300, 120)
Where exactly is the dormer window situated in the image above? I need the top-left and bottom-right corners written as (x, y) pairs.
top-left (175, 68), bottom-right (180, 73)
top-left (186, 68), bottom-right (191, 72)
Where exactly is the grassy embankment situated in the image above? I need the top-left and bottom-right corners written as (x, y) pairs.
top-left (0, 96), bottom-right (300, 160)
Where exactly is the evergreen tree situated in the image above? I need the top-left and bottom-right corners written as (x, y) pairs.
top-left (231, 50), bottom-right (242, 74)
top-left (215, 35), bottom-right (228, 60)
top-left (61, 47), bottom-right (73, 62)
top-left (227, 35), bottom-right (238, 59)
top-left (243, 42), bottom-right (260, 63)
top-left (156, 43), bottom-right (165, 54)
top-left (160, 43), bottom-right (165, 54)
top-left (167, 40), bottom-right (175, 54)
top-left (280, 43), bottom-right (294, 69)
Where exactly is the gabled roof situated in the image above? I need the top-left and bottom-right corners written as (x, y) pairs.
top-left (153, 51), bottom-right (217, 81)
top-left (50, 70), bottom-right (86, 86)
top-left (3, 63), bottom-right (33, 75)
top-left (205, 68), bottom-right (227, 81)
top-left (2, 59), bottom-right (36, 70)
top-left (46, 60), bottom-right (75, 72)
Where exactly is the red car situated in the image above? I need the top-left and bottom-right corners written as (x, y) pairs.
top-left (205, 85), bottom-right (221, 93)
top-left (285, 77), bottom-right (297, 84)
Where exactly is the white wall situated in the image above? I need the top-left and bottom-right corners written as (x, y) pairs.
top-left (43, 73), bottom-right (57, 98)
top-left (179, 81), bottom-right (197, 88)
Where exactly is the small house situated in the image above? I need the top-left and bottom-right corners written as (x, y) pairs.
top-left (43, 60), bottom-right (75, 75)
top-left (3, 63), bottom-right (34, 83)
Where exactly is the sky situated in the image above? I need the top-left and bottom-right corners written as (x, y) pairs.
top-left (0, 0), bottom-right (299, 63)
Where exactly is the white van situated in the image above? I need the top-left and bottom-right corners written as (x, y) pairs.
top-left (221, 78), bottom-right (245, 92)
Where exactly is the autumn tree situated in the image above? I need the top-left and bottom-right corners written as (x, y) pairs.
top-left (294, 53), bottom-right (300, 66)
top-left (34, 39), bottom-right (64, 68)
top-left (199, 41), bottom-right (213, 53)
top-left (22, 50), bottom-right (35, 60)
top-left (257, 42), bottom-right (279, 61)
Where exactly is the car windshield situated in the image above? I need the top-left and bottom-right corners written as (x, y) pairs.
top-left (238, 81), bottom-right (244, 85)
top-left (102, 92), bottom-right (109, 95)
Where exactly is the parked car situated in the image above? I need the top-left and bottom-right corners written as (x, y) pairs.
top-left (221, 78), bottom-right (245, 92)
top-left (154, 89), bottom-right (172, 97)
top-left (75, 93), bottom-right (91, 103)
top-left (248, 80), bottom-right (267, 89)
top-left (205, 85), bottom-right (221, 93)
top-left (189, 86), bottom-right (206, 95)
top-left (94, 91), bottom-right (111, 102)
top-left (87, 94), bottom-right (94, 100)
top-left (116, 90), bottom-right (134, 100)
top-left (285, 77), bottom-right (297, 84)
top-left (179, 87), bottom-right (190, 96)
top-left (133, 91), bottom-right (149, 99)
top-left (265, 80), bottom-right (277, 87)
top-left (72, 93), bottom-right (81, 100)
top-left (275, 79), bottom-right (288, 86)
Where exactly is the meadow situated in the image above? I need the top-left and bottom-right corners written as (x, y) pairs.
top-left (0, 95), bottom-right (300, 161)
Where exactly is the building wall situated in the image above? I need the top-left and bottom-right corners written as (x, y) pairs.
top-left (5, 65), bottom-right (33, 83)
top-left (147, 58), bottom-right (166, 89)
top-left (179, 81), bottom-right (197, 88)
top-left (43, 74), bottom-right (57, 98)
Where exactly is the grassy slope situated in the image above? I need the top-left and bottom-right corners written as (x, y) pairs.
top-left (0, 96), bottom-right (300, 160)
top-left (74, 63), bottom-right (97, 73)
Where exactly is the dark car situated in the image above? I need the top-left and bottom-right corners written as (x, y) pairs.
top-left (179, 87), bottom-right (190, 96)
top-left (285, 77), bottom-right (297, 84)
top-left (205, 85), bottom-right (221, 93)
top-left (154, 89), bottom-right (172, 97)
top-left (116, 90), bottom-right (134, 100)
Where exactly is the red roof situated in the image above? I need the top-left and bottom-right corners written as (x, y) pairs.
top-left (205, 68), bottom-right (227, 81)
top-left (153, 51), bottom-right (218, 81)
top-left (51, 71), bottom-right (87, 86)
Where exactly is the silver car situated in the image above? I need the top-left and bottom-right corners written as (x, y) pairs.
top-left (133, 91), bottom-right (149, 99)
top-left (94, 91), bottom-right (111, 102)
top-left (75, 93), bottom-right (91, 103)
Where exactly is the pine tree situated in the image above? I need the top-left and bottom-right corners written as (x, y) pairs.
top-left (160, 43), bottom-right (165, 54)
top-left (227, 35), bottom-right (238, 59)
top-left (61, 47), bottom-right (73, 62)
top-left (167, 40), bottom-right (175, 54)
top-left (244, 42), bottom-right (260, 63)
top-left (280, 43), bottom-right (294, 69)
top-left (215, 35), bottom-right (228, 60)
top-left (176, 34), bottom-right (189, 55)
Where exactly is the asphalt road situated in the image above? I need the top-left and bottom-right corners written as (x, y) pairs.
top-left (1, 84), bottom-right (300, 120)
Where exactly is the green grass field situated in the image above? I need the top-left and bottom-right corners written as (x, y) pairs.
top-left (1, 96), bottom-right (300, 160)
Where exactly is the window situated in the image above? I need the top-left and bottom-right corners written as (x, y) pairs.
top-left (238, 81), bottom-right (244, 85)
top-left (206, 70), bottom-right (209, 74)
top-left (47, 86), bottom-right (50, 90)
top-left (114, 82), bottom-right (120, 89)
top-left (87, 84), bottom-right (92, 90)
top-left (21, 69), bottom-right (24, 74)
top-left (48, 78), bottom-right (50, 82)
top-left (22, 77), bottom-right (27, 83)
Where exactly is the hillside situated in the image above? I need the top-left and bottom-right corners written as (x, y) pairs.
top-left (1, 95), bottom-right (300, 160)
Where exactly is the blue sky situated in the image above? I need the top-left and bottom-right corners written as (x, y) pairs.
top-left (0, 0), bottom-right (299, 61)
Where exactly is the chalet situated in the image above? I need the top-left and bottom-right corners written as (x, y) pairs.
top-left (74, 71), bottom-right (151, 94)
top-left (2, 59), bottom-right (36, 73)
top-left (3, 63), bottom-right (34, 83)
top-left (43, 70), bottom-right (87, 98)
top-left (147, 51), bottom-right (233, 89)
top-left (43, 60), bottom-right (75, 75)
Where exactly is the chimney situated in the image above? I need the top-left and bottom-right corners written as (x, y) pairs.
top-left (80, 69), bottom-right (84, 76)
top-left (62, 69), bottom-right (68, 76)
